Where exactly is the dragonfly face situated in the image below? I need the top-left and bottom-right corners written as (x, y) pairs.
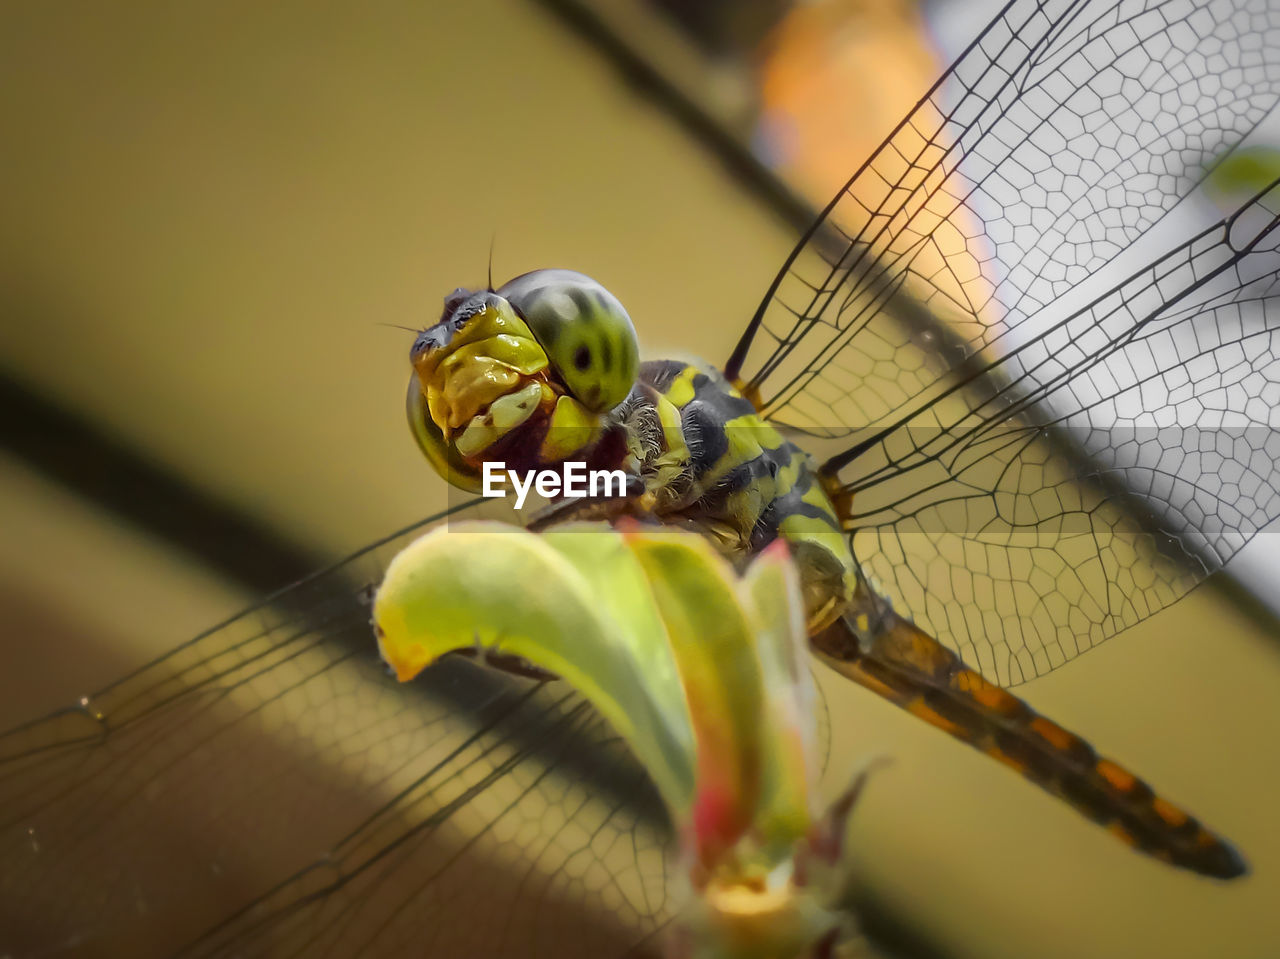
top-left (407, 269), bottom-right (640, 490)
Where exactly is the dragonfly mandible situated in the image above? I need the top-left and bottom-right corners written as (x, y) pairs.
top-left (3, 0), bottom-right (1280, 956)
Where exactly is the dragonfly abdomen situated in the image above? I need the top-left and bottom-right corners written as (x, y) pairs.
top-left (811, 603), bottom-right (1247, 879)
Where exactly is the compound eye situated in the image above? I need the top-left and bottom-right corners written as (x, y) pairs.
top-left (496, 269), bottom-right (640, 413)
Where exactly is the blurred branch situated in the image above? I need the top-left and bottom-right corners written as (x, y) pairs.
top-left (0, 368), bottom-right (322, 596)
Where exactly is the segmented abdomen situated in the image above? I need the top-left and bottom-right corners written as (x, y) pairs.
top-left (812, 603), bottom-right (1246, 879)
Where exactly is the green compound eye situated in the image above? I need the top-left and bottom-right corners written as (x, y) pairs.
top-left (497, 269), bottom-right (640, 413)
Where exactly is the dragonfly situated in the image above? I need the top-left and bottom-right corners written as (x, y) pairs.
top-left (3, 0), bottom-right (1280, 955)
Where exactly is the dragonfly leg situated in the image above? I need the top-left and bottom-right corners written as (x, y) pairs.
top-left (811, 604), bottom-right (1247, 880)
top-left (444, 646), bottom-right (560, 681)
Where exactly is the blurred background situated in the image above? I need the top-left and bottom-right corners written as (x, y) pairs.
top-left (1, 0), bottom-right (1279, 957)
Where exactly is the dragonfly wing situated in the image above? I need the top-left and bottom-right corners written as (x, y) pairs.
top-left (175, 679), bottom-right (671, 959)
top-left (725, 0), bottom-right (1280, 682)
top-left (849, 184), bottom-right (1280, 685)
top-left (728, 0), bottom-right (1280, 425)
top-left (0, 499), bottom-right (674, 958)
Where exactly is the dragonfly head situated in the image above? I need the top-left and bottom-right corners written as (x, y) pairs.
top-left (407, 269), bottom-right (640, 490)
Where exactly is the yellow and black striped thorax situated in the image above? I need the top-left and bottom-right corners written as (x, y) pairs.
top-left (624, 359), bottom-right (857, 628)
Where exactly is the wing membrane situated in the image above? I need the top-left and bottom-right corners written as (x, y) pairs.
top-left (0, 499), bottom-right (673, 958)
top-left (726, 0), bottom-right (1280, 684)
top-left (728, 0), bottom-right (1280, 435)
top-left (847, 183), bottom-right (1280, 685)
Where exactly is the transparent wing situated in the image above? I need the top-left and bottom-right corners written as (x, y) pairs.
top-left (723, 0), bottom-right (1280, 684)
top-left (0, 499), bottom-right (674, 959)
top-left (727, 0), bottom-right (1280, 423)
top-left (850, 183), bottom-right (1280, 685)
